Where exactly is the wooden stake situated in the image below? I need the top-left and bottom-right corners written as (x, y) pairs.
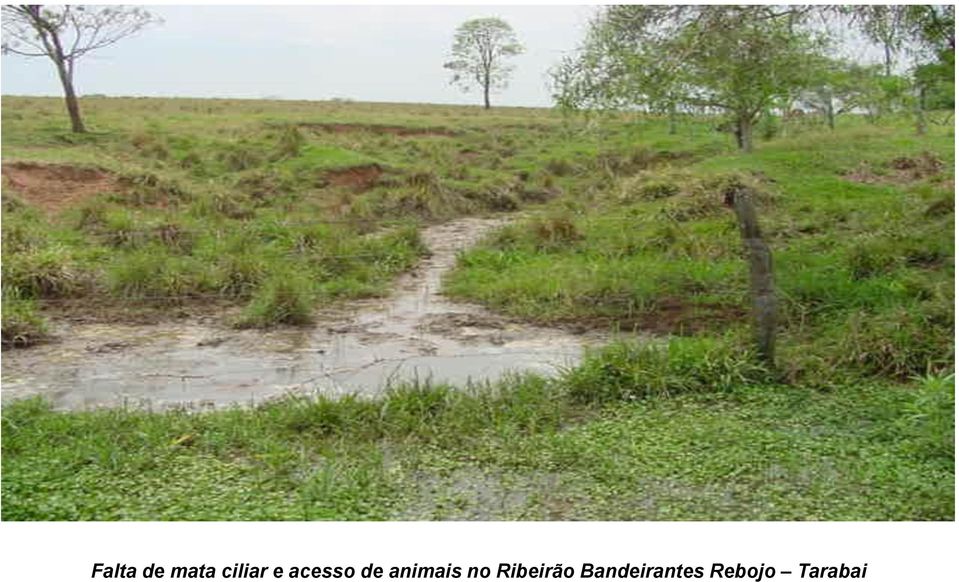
top-left (725, 184), bottom-right (777, 367)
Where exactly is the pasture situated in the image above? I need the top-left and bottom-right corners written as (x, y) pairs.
top-left (0, 95), bottom-right (954, 520)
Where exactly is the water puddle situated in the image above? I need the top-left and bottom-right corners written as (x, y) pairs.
top-left (2, 217), bottom-right (605, 410)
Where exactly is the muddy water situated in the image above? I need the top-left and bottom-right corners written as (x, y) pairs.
top-left (2, 217), bottom-right (604, 411)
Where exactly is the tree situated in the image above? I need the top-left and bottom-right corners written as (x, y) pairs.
top-left (853, 5), bottom-right (909, 77)
top-left (444, 17), bottom-right (523, 110)
top-left (553, 6), bottom-right (827, 152)
top-left (2, 5), bottom-right (160, 133)
top-left (798, 59), bottom-right (884, 129)
top-left (846, 5), bottom-right (955, 133)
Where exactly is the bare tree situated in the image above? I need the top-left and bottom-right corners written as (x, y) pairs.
top-left (2, 5), bottom-right (160, 133)
top-left (444, 17), bottom-right (523, 110)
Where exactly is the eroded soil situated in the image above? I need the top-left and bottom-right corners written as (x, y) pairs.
top-left (2, 217), bottom-right (607, 411)
top-left (324, 164), bottom-right (383, 190)
top-left (1, 162), bottom-right (122, 213)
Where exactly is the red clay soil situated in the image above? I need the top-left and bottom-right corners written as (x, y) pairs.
top-left (324, 164), bottom-right (383, 191)
top-left (1, 162), bottom-right (123, 214)
top-left (299, 122), bottom-right (458, 137)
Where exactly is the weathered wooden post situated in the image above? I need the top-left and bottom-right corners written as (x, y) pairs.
top-left (724, 182), bottom-right (777, 367)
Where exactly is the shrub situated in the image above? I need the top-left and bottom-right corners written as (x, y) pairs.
top-left (758, 113), bottom-right (780, 140)
top-left (178, 151), bottom-right (203, 170)
top-left (847, 244), bottom-right (898, 280)
top-left (1, 289), bottom-right (48, 348)
top-left (2, 219), bottom-right (46, 254)
top-left (118, 172), bottom-right (193, 207)
top-left (2, 245), bottom-right (84, 298)
top-left (661, 173), bottom-right (773, 222)
top-left (563, 337), bottom-right (771, 404)
top-left (899, 373), bottom-right (955, 464)
top-left (214, 252), bottom-right (270, 298)
top-left (106, 248), bottom-right (215, 299)
top-left (129, 131), bottom-right (170, 160)
top-left (274, 125), bottom-right (305, 159)
top-left (236, 271), bottom-right (315, 327)
top-left (545, 158), bottom-right (575, 177)
top-left (530, 215), bottom-right (582, 251)
top-left (106, 249), bottom-right (166, 297)
top-left (827, 302), bottom-right (954, 380)
top-left (638, 180), bottom-right (681, 200)
top-left (1, 192), bottom-right (27, 213)
top-left (190, 192), bottom-right (255, 220)
top-left (74, 200), bottom-right (110, 231)
top-left (219, 142), bottom-right (263, 171)
top-left (477, 187), bottom-right (520, 211)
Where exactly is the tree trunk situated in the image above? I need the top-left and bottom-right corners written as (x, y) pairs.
top-left (736, 115), bottom-right (753, 153)
top-left (30, 9), bottom-right (86, 134)
top-left (825, 89), bottom-right (835, 130)
top-left (483, 83), bottom-right (490, 110)
top-left (725, 185), bottom-right (776, 368)
top-left (54, 59), bottom-right (85, 133)
top-left (916, 85), bottom-right (927, 136)
top-left (668, 102), bottom-right (677, 135)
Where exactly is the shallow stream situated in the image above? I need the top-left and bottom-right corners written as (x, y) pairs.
top-left (2, 217), bottom-right (605, 410)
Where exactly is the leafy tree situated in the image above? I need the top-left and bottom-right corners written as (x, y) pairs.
top-left (903, 5), bottom-right (955, 116)
top-left (845, 5), bottom-right (955, 130)
top-left (444, 17), bottom-right (523, 110)
top-left (851, 5), bottom-right (910, 77)
top-left (799, 60), bottom-right (885, 129)
top-left (2, 5), bottom-right (160, 133)
top-left (553, 6), bottom-right (827, 152)
top-left (847, 4), bottom-right (954, 64)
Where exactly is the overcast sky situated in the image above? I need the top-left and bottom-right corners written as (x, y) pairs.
top-left (0, 5), bottom-right (599, 107)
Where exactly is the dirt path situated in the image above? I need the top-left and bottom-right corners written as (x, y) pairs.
top-left (2, 217), bottom-right (605, 411)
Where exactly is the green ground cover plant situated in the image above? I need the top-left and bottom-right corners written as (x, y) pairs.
top-left (1, 96), bottom-right (953, 520)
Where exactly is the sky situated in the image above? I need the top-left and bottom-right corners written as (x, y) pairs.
top-left (0, 4), bottom-right (599, 107)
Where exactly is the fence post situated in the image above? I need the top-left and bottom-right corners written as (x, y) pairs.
top-left (725, 184), bottom-right (777, 368)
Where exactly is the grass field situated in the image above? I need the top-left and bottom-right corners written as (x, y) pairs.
top-left (1, 96), bottom-right (954, 520)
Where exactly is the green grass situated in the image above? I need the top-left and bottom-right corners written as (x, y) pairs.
top-left (447, 122), bottom-right (954, 383)
top-left (2, 97), bottom-right (718, 326)
top-left (2, 369), bottom-right (952, 520)
top-left (1, 289), bottom-right (48, 348)
top-left (1, 97), bottom-right (953, 520)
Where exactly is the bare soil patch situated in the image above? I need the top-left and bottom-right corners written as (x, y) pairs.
top-left (39, 296), bottom-right (241, 327)
top-left (556, 298), bottom-right (747, 336)
top-left (299, 122), bottom-right (458, 137)
top-left (324, 164), bottom-right (383, 191)
top-left (2, 162), bottom-right (123, 214)
top-left (843, 151), bottom-right (945, 186)
top-left (638, 298), bottom-right (747, 334)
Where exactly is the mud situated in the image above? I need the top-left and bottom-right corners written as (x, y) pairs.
top-left (2, 217), bottom-right (605, 411)
top-left (1, 162), bottom-right (122, 213)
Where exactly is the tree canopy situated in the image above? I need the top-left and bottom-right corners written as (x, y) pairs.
top-left (552, 5), bottom-right (828, 151)
top-left (444, 17), bottom-right (524, 110)
top-left (553, 4), bottom-right (956, 148)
